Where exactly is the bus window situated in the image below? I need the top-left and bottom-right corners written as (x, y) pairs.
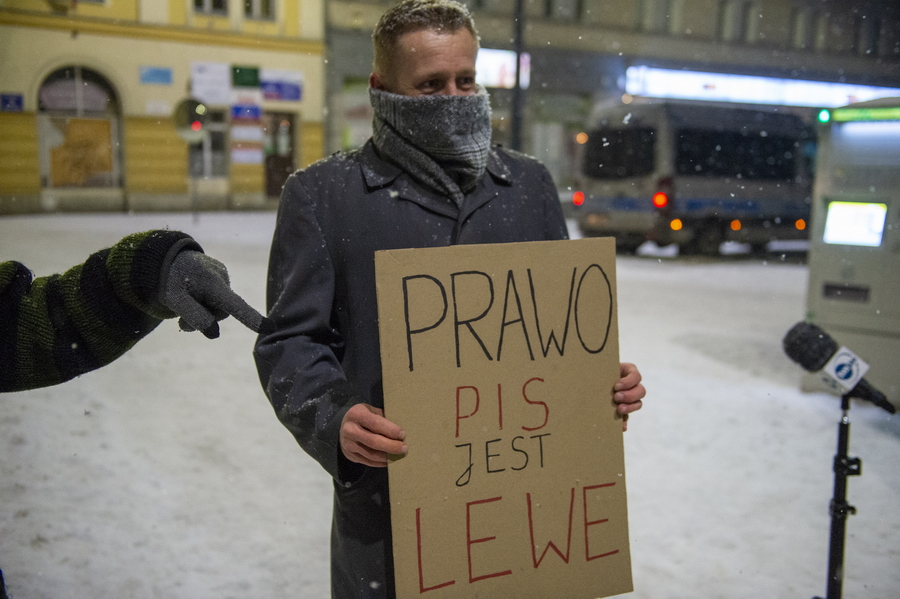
top-left (674, 129), bottom-right (797, 181)
top-left (582, 127), bottom-right (656, 179)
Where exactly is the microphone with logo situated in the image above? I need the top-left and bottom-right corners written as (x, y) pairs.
top-left (782, 321), bottom-right (895, 414)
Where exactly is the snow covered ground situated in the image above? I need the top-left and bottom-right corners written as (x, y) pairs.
top-left (1, 212), bottom-right (897, 599)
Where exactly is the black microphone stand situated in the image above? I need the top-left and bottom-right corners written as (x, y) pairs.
top-left (813, 392), bottom-right (861, 599)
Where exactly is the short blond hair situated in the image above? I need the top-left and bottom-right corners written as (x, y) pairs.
top-left (372, 0), bottom-right (480, 76)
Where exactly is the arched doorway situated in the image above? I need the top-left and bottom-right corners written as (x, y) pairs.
top-left (37, 66), bottom-right (124, 209)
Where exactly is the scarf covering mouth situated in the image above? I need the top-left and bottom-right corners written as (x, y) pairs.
top-left (370, 85), bottom-right (492, 206)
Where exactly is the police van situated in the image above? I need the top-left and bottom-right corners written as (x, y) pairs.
top-left (569, 99), bottom-right (815, 254)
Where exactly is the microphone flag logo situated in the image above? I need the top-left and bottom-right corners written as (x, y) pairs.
top-left (822, 347), bottom-right (869, 392)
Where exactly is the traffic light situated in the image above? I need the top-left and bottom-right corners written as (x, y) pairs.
top-left (173, 98), bottom-right (209, 143)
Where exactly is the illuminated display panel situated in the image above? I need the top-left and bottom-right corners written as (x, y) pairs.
top-left (832, 107), bottom-right (900, 122)
top-left (823, 201), bottom-right (888, 247)
top-left (625, 66), bottom-right (900, 108)
top-left (476, 48), bottom-right (530, 89)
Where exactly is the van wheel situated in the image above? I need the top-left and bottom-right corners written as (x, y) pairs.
top-left (681, 224), bottom-right (723, 255)
top-left (615, 236), bottom-right (644, 254)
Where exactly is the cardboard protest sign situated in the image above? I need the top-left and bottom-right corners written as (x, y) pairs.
top-left (375, 237), bottom-right (632, 599)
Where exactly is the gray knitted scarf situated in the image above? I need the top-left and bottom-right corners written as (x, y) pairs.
top-left (370, 85), bottom-right (492, 207)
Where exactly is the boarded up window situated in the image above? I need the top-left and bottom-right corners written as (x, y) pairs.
top-left (38, 66), bottom-right (120, 188)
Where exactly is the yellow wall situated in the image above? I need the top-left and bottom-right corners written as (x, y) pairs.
top-left (123, 117), bottom-right (188, 193)
top-left (2, 0), bottom-right (138, 20)
top-left (299, 121), bottom-right (324, 168)
top-left (190, 14), bottom-right (234, 31)
top-left (0, 113), bottom-right (41, 195)
top-left (1, 0), bottom-right (319, 37)
top-left (168, 0), bottom-right (187, 25)
top-left (230, 163), bottom-right (265, 194)
top-left (283, 0), bottom-right (301, 38)
top-left (0, 25), bottom-right (324, 121)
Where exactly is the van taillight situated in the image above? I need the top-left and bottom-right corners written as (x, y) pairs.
top-left (572, 191), bottom-right (585, 206)
top-left (652, 192), bottom-right (668, 208)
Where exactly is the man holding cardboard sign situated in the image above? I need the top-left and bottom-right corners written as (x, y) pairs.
top-left (375, 237), bottom-right (634, 598)
top-left (254, 1), bottom-right (645, 597)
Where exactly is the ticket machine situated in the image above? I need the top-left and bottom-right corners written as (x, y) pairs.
top-left (803, 98), bottom-right (900, 407)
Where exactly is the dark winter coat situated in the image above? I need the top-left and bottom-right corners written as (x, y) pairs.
top-left (253, 140), bottom-right (568, 598)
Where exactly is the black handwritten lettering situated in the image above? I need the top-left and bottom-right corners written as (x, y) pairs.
top-left (497, 270), bottom-right (535, 362)
top-left (403, 274), bottom-right (448, 372)
top-left (452, 271), bottom-right (495, 367)
top-left (402, 264), bottom-right (612, 370)
top-left (510, 436), bottom-right (529, 471)
top-left (453, 433), bottom-right (552, 485)
top-left (528, 267), bottom-right (577, 358)
top-left (574, 265), bottom-right (612, 354)
top-left (531, 433), bottom-right (551, 468)
top-left (485, 438), bottom-right (505, 474)
top-left (456, 443), bottom-right (473, 487)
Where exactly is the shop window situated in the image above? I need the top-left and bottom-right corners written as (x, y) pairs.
top-left (790, 7), bottom-right (813, 50)
top-left (195, 0), bottom-right (227, 15)
top-left (640, 0), bottom-right (671, 33)
top-left (189, 110), bottom-right (229, 178)
top-left (546, 0), bottom-right (581, 21)
top-left (245, 0), bottom-right (274, 20)
top-left (717, 0), bottom-right (751, 42)
top-left (37, 66), bottom-right (121, 188)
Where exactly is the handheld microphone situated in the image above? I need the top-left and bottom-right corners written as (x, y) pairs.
top-left (783, 322), bottom-right (895, 414)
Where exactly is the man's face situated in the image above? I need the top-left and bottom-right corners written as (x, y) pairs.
top-left (371, 28), bottom-right (478, 97)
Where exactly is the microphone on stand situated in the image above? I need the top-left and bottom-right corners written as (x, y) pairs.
top-left (782, 321), bottom-right (895, 414)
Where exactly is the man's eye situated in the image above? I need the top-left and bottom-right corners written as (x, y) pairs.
top-left (458, 77), bottom-right (475, 89)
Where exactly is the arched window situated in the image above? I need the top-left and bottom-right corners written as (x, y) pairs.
top-left (37, 66), bottom-right (122, 188)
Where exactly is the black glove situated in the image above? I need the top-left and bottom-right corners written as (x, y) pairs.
top-left (161, 250), bottom-right (273, 339)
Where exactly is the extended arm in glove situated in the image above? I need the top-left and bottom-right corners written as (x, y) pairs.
top-left (161, 250), bottom-right (273, 339)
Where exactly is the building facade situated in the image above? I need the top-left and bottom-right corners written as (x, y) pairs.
top-left (0, 0), bottom-right (325, 214)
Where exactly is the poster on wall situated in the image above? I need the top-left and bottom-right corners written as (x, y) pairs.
top-left (375, 237), bottom-right (632, 599)
top-left (139, 66), bottom-right (173, 86)
top-left (261, 68), bottom-right (303, 101)
top-left (230, 65), bottom-right (264, 165)
top-left (190, 62), bottom-right (231, 106)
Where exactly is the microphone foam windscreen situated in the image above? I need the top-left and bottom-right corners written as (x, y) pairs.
top-left (783, 322), bottom-right (838, 372)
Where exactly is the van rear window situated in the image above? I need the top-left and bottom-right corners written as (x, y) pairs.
top-left (582, 127), bottom-right (655, 180)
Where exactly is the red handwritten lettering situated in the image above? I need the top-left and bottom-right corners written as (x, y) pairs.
top-left (583, 483), bottom-right (619, 561)
top-left (466, 497), bottom-right (513, 583)
top-left (455, 386), bottom-right (480, 438)
top-left (521, 377), bottom-right (549, 431)
top-left (527, 487), bottom-right (575, 568)
top-left (416, 508), bottom-right (455, 593)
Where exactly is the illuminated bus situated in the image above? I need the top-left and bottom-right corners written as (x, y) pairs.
top-left (569, 100), bottom-right (815, 254)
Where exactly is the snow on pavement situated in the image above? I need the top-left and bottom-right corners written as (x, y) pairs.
top-left (1, 212), bottom-right (897, 598)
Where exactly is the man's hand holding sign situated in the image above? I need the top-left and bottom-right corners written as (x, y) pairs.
top-left (340, 364), bottom-right (643, 466)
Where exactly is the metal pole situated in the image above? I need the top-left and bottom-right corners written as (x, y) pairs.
top-left (511, 0), bottom-right (524, 152)
top-left (814, 393), bottom-right (861, 599)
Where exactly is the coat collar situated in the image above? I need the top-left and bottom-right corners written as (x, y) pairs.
top-left (358, 140), bottom-right (513, 219)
